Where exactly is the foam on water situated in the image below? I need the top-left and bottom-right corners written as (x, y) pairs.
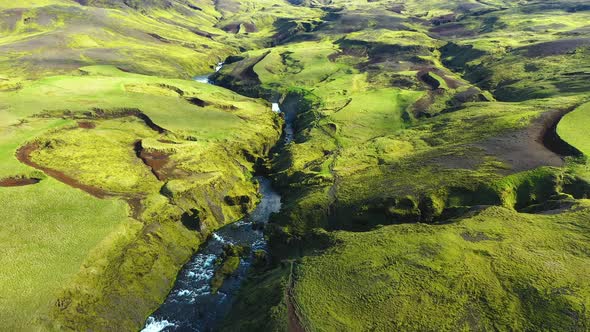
top-left (142, 177), bottom-right (282, 331)
top-left (194, 76), bottom-right (210, 84)
top-left (194, 63), bottom-right (223, 84)
top-left (272, 102), bottom-right (281, 113)
top-left (212, 233), bottom-right (232, 245)
top-left (141, 317), bottom-right (176, 332)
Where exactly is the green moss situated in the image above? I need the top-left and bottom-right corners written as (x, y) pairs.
top-left (3, 0), bottom-right (590, 330)
top-left (0, 179), bottom-right (134, 331)
top-left (294, 205), bottom-right (590, 331)
top-left (492, 167), bottom-right (561, 210)
top-left (225, 2), bottom-right (590, 327)
top-left (221, 265), bottom-right (291, 332)
top-left (211, 256), bottom-right (241, 294)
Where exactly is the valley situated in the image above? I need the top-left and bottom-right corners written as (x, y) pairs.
top-left (1, 0), bottom-right (589, 331)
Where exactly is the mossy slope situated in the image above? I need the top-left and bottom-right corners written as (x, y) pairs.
top-left (0, 65), bottom-right (280, 330)
top-left (295, 204), bottom-right (590, 331)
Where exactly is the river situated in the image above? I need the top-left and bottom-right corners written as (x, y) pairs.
top-left (142, 64), bottom-right (290, 331)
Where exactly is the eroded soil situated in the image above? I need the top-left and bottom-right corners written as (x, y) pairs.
top-left (0, 177), bottom-right (41, 187)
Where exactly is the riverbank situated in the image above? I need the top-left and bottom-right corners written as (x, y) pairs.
top-left (143, 177), bottom-right (281, 331)
top-left (0, 66), bottom-right (282, 331)
top-left (142, 62), bottom-right (296, 332)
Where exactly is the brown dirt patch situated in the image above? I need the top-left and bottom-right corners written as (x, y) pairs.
top-left (78, 121), bottom-right (96, 129)
top-left (429, 153), bottom-right (483, 170)
top-left (318, 11), bottom-right (407, 34)
top-left (413, 93), bottom-right (435, 117)
top-left (475, 108), bottom-right (575, 173)
top-left (0, 177), bottom-right (41, 187)
top-left (242, 22), bottom-right (258, 33)
top-left (412, 89), bottom-right (446, 117)
top-left (0, 8), bottom-right (25, 31)
top-left (429, 23), bottom-right (475, 38)
top-left (416, 67), bottom-right (463, 90)
top-left (430, 14), bottom-right (456, 26)
top-left (387, 4), bottom-right (405, 14)
top-left (440, 74), bottom-right (463, 90)
top-left (452, 87), bottom-right (489, 104)
top-left (222, 23), bottom-right (241, 34)
top-left (134, 140), bottom-right (175, 181)
top-left (126, 196), bottom-right (145, 220)
top-left (328, 46), bottom-right (368, 62)
top-left (156, 17), bottom-right (216, 39)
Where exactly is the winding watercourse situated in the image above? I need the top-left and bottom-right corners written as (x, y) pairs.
top-left (142, 64), bottom-right (292, 332)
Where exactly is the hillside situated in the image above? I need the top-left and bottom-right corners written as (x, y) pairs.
top-left (1, 0), bottom-right (589, 331)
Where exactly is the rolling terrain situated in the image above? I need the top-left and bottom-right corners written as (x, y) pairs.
top-left (0, 0), bottom-right (589, 331)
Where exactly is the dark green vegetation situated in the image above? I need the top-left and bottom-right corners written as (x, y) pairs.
top-left (1, 0), bottom-right (590, 331)
top-left (211, 244), bottom-right (249, 293)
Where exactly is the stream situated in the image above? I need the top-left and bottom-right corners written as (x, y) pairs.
top-left (142, 64), bottom-right (290, 332)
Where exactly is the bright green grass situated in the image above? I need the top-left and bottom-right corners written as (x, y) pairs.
top-left (558, 102), bottom-right (590, 156)
top-left (252, 41), bottom-right (344, 87)
top-left (215, 1), bottom-right (590, 330)
top-left (245, 40), bottom-right (423, 147)
top-left (0, 0), bottom-right (327, 80)
top-left (217, 20), bottom-right (587, 235)
top-left (330, 88), bottom-right (423, 146)
top-left (295, 205), bottom-right (590, 331)
top-left (32, 118), bottom-right (162, 194)
top-left (1, 66), bottom-right (273, 140)
top-left (1, 0), bottom-right (589, 330)
top-left (0, 0), bottom-right (72, 8)
top-left (0, 178), bottom-right (135, 331)
top-left (345, 29), bottom-right (441, 48)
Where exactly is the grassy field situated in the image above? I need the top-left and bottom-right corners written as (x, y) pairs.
top-left (558, 102), bottom-right (590, 156)
top-left (0, 1), bottom-right (232, 79)
top-left (0, 179), bottom-right (136, 330)
top-left (294, 204), bottom-right (590, 331)
top-left (215, 0), bottom-right (590, 238)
